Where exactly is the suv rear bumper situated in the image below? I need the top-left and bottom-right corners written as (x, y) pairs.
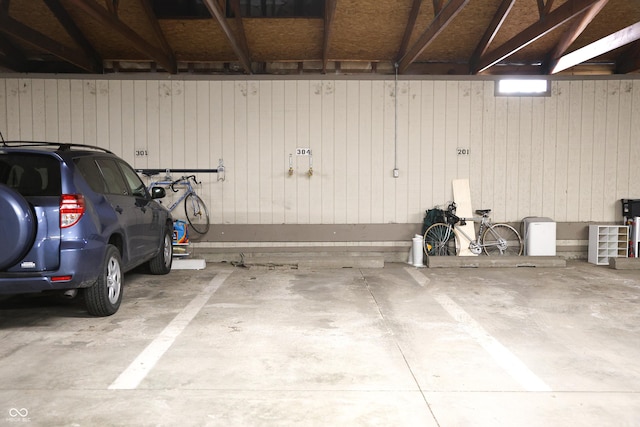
top-left (0, 245), bottom-right (105, 294)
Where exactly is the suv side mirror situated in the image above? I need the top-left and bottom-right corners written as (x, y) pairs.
top-left (150, 186), bottom-right (166, 199)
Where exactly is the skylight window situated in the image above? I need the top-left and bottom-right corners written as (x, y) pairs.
top-left (496, 79), bottom-right (550, 96)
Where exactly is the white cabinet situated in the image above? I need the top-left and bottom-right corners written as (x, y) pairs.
top-left (588, 225), bottom-right (629, 265)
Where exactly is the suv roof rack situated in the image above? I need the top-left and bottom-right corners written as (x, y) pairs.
top-left (1, 140), bottom-right (114, 154)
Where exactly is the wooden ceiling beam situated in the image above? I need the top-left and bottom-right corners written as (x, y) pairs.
top-left (202, 0), bottom-right (252, 74)
top-left (43, 0), bottom-right (103, 73)
top-left (65, 0), bottom-right (176, 73)
top-left (229, 0), bottom-right (251, 68)
top-left (616, 40), bottom-right (640, 74)
top-left (536, 0), bottom-right (545, 18)
top-left (475, 0), bottom-right (602, 74)
top-left (139, 0), bottom-right (176, 70)
top-left (552, 21), bottom-right (640, 73)
top-left (0, 1), bottom-right (33, 72)
top-left (539, 0), bottom-right (555, 17)
top-left (397, 0), bottom-right (469, 73)
top-left (543, 0), bottom-right (608, 73)
top-left (470, 0), bottom-right (515, 73)
top-left (322, 0), bottom-right (337, 73)
top-left (105, 0), bottom-right (119, 16)
top-left (0, 14), bottom-right (99, 72)
top-left (0, 33), bottom-right (27, 71)
top-left (397, 0), bottom-right (423, 61)
top-left (403, 61), bottom-right (470, 75)
top-left (433, 0), bottom-right (444, 16)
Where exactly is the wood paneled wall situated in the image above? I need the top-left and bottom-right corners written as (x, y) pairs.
top-left (1, 77), bottom-right (639, 227)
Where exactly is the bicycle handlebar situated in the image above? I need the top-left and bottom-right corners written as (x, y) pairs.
top-left (443, 202), bottom-right (470, 226)
top-left (169, 175), bottom-right (199, 192)
top-left (444, 201), bottom-right (489, 225)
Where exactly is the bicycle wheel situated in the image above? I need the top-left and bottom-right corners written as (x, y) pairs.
top-left (184, 192), bottom-right (210, 235)
top-left (482, 224), bottom-right (523, 256)
top-left (423, 223), bottom-right (460, 256)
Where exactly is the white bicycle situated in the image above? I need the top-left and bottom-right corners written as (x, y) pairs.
top-left (423, 202), bottom-right (523, 256)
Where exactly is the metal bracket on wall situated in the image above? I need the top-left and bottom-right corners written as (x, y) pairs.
top-left (137, 159), bottom-right (225, 181)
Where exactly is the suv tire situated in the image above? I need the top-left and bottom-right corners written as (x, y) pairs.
top-left (85, 245), bottom-right (122, 316)
top-left (0, 184), bottom-right (36, 270)
top-left (148, 227), bottom-right (173, 275)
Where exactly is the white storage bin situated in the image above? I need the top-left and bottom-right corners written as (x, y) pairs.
top-left (522, 217), bottom-right (556, 256)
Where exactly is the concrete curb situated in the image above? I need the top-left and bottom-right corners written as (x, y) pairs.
top-left (608, 258), bottom-right (640, 270)
top-left (426, 256), bottom-right (567, 268)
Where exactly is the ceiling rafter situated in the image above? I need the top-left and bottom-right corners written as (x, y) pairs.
top-left (0, 0), bottom-right (26, 72)
top-left (43, 0), bottom-right (103, 73)
top-left (470, 0), bottom-right (515, 73)
top-left (404, 61), bottom-right (472, 74)
top-left (544, 0), bottom-right (555, 15)
top-left (474, 0), bottom-right (602, 74)
top-left (139, 0), bottom-right (176, 71)
top-left (537, 0), bottom-right (554, 18)
top-left (536, 0), bottom-right (544, 17)
top-left (616, 40), bottom-right (640, 74)
top-left (229, 0), bottom-right (251, 69)
top-left (552, 21), bottom-right (640, 73)
top-left (0, 33), bottom-right (27, 71)
top-left (397, 0), bottom-right (470, 73)
top-left (433, 0), bottom-right (444, 16)
top-left (397, 0), bottom-right (424, 62)
top-left (322, 0), bottom-right (337, 73)
top-left (105, 0), bottom-right (118, 16)
top-left (202, 0), bottom-right (252, 74)
top-left (543, 0), bottom-right (609, 74)
top-left (65, 0), bottom-right (176, 73)
top-left (0, 13), bottom-right (99, 72)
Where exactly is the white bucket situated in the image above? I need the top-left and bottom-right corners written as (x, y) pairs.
top-left (412, 234), bottom-right (425, 267)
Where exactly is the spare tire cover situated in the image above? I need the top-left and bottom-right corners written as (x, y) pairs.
top-left (0, 184), bottom-right (37, 270)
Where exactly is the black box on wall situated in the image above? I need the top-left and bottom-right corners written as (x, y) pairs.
top-left (622, 199), bottom-right (640, 222)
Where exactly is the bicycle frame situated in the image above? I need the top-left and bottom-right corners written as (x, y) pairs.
top-left (446, 207), bottom-right (511, 254)
top-left (147, 177), bottom-right (195, 213)
top-left (460, 217), bottom-right (515, 253)
top-left (450, 215), bottom-right (483, 254)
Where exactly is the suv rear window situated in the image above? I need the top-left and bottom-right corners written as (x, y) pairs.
top-left (0, 153), bottom-right (61, 196)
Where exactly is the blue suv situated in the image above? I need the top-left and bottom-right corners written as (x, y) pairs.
top-left (0, 141), bottom-right (174, 316)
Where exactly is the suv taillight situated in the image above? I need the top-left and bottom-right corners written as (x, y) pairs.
top-left (60, 194), bottom-right (85, 228)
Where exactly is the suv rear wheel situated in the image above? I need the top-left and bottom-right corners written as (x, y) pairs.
top-left (85, 245), bottom-right (122, 316)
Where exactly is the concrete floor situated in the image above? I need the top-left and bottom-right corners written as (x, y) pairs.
top-left (0, 260), bottom-right (639, 426)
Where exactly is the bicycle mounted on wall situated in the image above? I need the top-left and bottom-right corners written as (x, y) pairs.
top-left (137, 160), bottom-right (225, 236)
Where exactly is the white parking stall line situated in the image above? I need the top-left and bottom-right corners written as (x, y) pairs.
top-left (433, 293), bottom-right (552, 392)
top-left (108, 270), bottom-right (233, 390)
top-left (404, 266), bottom-right (430, 287)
